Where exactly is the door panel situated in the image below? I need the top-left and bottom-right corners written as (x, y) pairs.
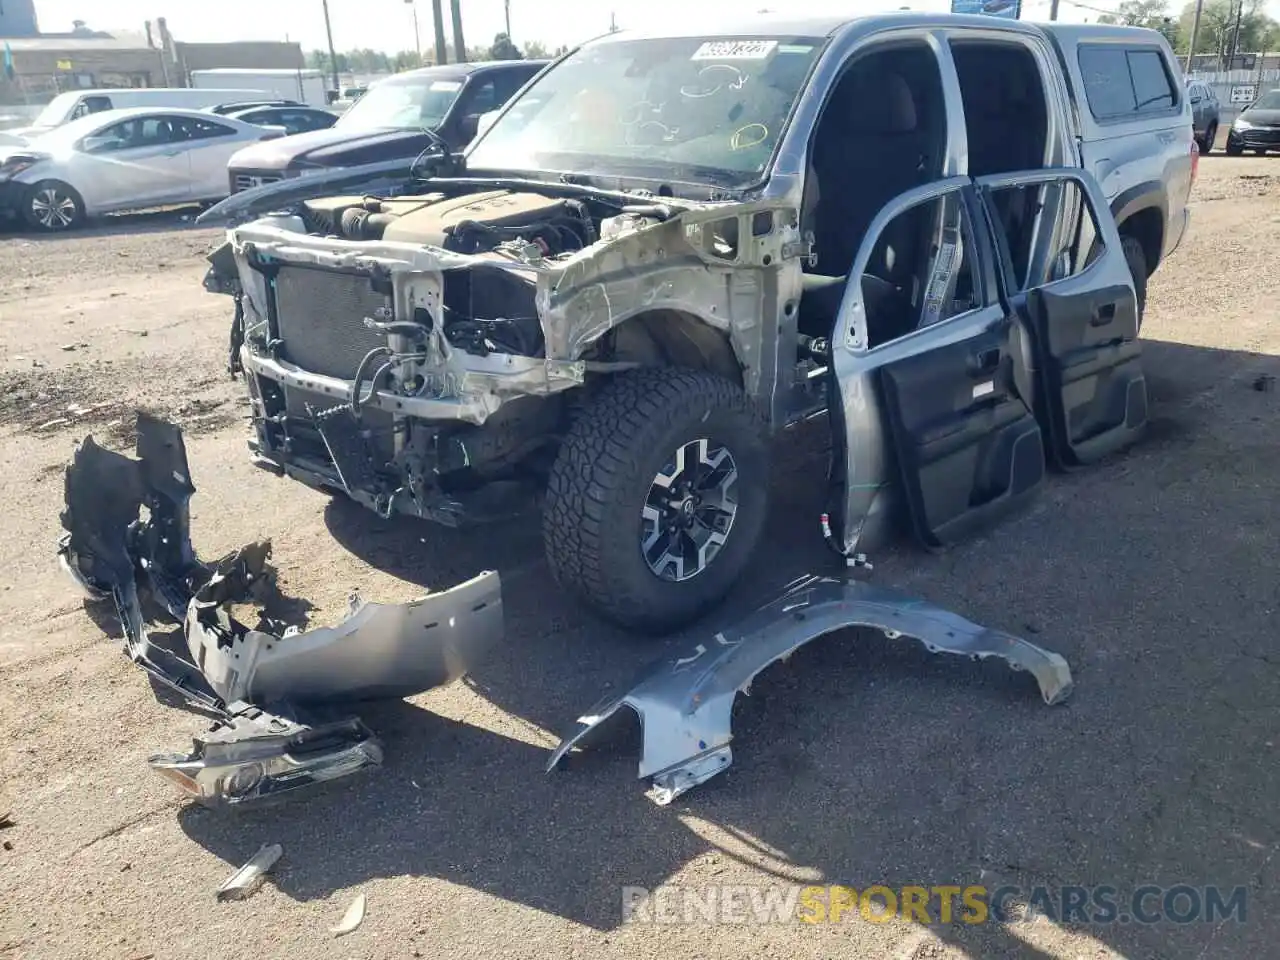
top-left (1025, 277), bottom-right (1146, 468)
top-left (188, 137), bottom-right (246, 199)
top-left (879, 320), bottom-right (1044, 549)
top-left (78, 116), bottom-right (193, 209)
top-left (827, 177), bottom-right (1045, 555)
top-left (977, 169), bottom-right (1147, 470)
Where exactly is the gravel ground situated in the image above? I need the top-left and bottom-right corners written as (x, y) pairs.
top-left (1, 157), bottom-right (1278, 960)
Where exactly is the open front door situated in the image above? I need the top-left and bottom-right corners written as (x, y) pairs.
top-left (976, 170), bottom-right (1148, 470)
top-left (828, 179), bottom-right (1046, 553)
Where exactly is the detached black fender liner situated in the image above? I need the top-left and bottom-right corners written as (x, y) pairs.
top-left (547, 575), bottom-right (1074, 804)
top-left (57, 413), bottom-right (504, 807)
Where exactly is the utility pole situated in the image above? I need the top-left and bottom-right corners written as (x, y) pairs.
top-left (505, 0), bottom-right (512, 40)
top-left (1049, 0), bottom-right (1060, 21)
top-left (450, 0), bottom-right (466, 63)
top-left (1228, 0), bottom-right (1245, 70)
top-left (1186, 0), bottom-right (1204, 72)
top-left (321, 0), bottom-right (340, 95)
top-left (431, 0), bottom-right (448, 64)
top-left (405, 0), bottom-right (421, 63)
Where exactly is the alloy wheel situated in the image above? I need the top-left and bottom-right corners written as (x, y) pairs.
top-left (30, 187), bottom-right (77, 230)
top-left (640, 437), bottom-right (740, 582)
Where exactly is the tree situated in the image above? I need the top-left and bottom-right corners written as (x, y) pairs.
top-left (1178, 0), bottom-right (1279, 60)
top-left (522, 40), bottom-right (549, 59)
top-left (392, 50), bottom-right (425, 71)
top-left (489, 32), bottom-right (523, 60)
top-left (307, 49), bottom-right (350, 74)
top-left (1098, 0), bottom-right (1179, 46)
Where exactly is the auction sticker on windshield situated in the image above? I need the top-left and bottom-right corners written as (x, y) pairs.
top-left (692, 40), bottom-right (778, 60)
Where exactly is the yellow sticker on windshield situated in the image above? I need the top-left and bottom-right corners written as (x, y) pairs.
top-left (691, 40), bottom-right (778, 61)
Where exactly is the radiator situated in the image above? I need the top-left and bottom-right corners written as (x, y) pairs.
top-left (273, 266), bottom-right (390, 380)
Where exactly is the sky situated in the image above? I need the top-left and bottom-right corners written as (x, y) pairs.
top-left (32, 0), bottom-right (1280, 52)
top-left (30, 0), bottom-right (1125, 53)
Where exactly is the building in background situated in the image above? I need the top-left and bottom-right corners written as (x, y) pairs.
top-left (0, 14), bottom-right (304, 122)
top-left (154, 17), bottom-right (304, 79)
top-left (0, 0), bottom-right (39, 38)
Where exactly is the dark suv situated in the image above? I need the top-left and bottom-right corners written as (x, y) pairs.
top-left (1226, 88), bottom-right (1280, 156)
top-left (1187, 79), bottom-right (1220, 153)
top-left (224, 60), bottom-right (548, 193)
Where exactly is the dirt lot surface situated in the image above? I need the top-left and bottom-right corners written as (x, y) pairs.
top-left (1, 158), bottom-right (1279, 960)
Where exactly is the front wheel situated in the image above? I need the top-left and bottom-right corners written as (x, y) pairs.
top-left (1226, 140), bottom-right (1244, 157)
top-left (1202, 124), bottom-right (1216, 154)
top-left (22, 180), bottom-right (83, 232)
top-left (543, 367), bottom-right (769, 633)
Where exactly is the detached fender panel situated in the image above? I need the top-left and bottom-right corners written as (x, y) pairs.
top-left (548, 575), bottom-right (1074, 804)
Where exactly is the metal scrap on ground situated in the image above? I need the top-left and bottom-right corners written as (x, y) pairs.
top-left (216, 843), bottom-right (283, 901)
top-left (330, 892), bottom-right (367, 937)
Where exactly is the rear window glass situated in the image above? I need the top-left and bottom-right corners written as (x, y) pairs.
top-left (1078, 44), bottom-right (1178, 120)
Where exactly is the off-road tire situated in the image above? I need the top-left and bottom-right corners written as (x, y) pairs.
top-left (543, 367), bottom-right (769, 634)
top-left (1120, 234), bottom-right (1149, 330)
top-left (1226, 140), bottom-right (1244, 157)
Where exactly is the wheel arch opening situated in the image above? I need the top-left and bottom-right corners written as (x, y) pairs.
top-left (604, 309), bottom-right (744, 387)
top-left (1116, 204), bottom-right (1164, 277)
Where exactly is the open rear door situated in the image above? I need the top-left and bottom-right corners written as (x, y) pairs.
top-left (865, 184), bottom-right (1046, 549)
top-left (976, 170), bottom-right (1148, 470)
top-left (879, 319), bottom-right (1045, 550)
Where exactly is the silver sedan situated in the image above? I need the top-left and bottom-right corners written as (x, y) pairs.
top-left (0, 106), bottom-right (284, 231)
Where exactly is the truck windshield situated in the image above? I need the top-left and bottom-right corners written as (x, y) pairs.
top-left (336, 75), bottom-right (464, 131)
top-left (31, 93), bottom-right (78, 128)
top-left (466, 35), bottom-right (826, 188)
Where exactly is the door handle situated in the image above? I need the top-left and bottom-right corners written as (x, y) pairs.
top-left (969, 348), bottom-right (1000, 373)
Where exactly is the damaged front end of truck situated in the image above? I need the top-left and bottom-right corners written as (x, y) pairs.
top-left (58, 412), bottom-right (504, 807)
top-left (200, 164), bottom-right (792, 527)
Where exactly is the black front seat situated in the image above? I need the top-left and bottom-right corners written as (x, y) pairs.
top-left (813, 71), bottom-right (931, 280)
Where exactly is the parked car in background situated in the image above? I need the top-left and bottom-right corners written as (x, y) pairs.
top-left (0, 88), bottom-right (271, 146)
top-left (0, 107), bottom-right (284, 231)
top-left (1226, 88), bottom-right (1280, 155)
top-left (225, 105), bottom-right (338, 136)
top-left (207, 99), bottom-right (306, 116)
top-left (190, 68), bottom-right (329, 108)
top-left (224, 60), bottom-right (549, 193)
top-left (1186, 78), bottom-right (1220, 153)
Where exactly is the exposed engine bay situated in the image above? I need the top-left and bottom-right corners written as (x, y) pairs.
top-left (203, 172), bottom-right (784, 527)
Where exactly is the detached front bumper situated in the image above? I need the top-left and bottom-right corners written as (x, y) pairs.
top-left (58, 413), bottom-right (504, 808)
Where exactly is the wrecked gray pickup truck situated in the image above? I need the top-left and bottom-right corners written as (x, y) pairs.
top-left (200, 14), bottom-right (1151, 634)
